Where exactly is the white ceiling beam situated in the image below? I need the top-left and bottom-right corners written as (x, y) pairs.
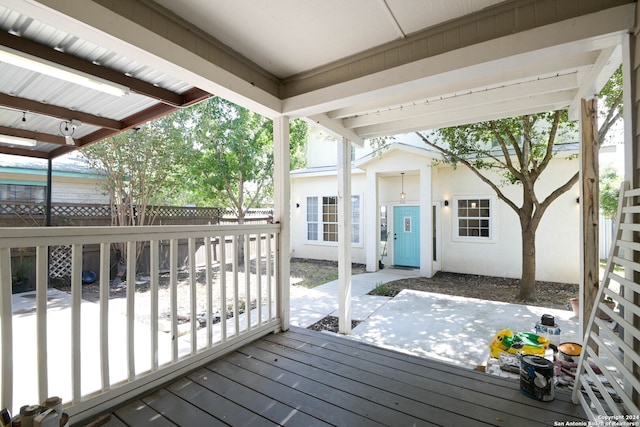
top-left (342, 73), bottom-right (579, 129)
top-left (355, 90), bottom-right (576, 138)
top-left (568, 45), bottom-right (621, 120)
top-left (305, 114), bottom-right (365, 147)
top-left (328, 52), bottom-right (596, 120)
top-left (282, 4), bottom-right (632, 118)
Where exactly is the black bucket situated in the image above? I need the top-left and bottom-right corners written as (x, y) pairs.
top-left (520, 355), bottom-right (554, 401)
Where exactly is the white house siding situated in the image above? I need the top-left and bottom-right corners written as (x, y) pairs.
top-left (0, 171), bottom-right (108, 204)
top-left (51, 178), bottom-right (108, 204)
top-left (304, 127), bottom-right (373, 168)
top-left (291, 145), bottom-right (580, 284)
top-left (290, 170), bottom-right (368, 264)
top-left (433, 158), bottom-right (580, 284)
top-left (0, 154), bottom-right (108, 204)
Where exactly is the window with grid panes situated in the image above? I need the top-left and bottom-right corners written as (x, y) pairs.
top-left (305, 195), bottom-right (361, 244)
top-left (457, 198), bottom-right (491, 238)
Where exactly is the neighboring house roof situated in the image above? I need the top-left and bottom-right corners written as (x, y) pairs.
top-left (0, 153), bottom-right (105, 180)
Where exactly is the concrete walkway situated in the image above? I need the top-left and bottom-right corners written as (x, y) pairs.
top-left (290, 267), bottom-right (581, 369)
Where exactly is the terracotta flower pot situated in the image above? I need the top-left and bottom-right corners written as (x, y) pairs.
top-left (570, 298), bottom-right (579, 317)
top-left (597, 301), bottom-right (616, 321)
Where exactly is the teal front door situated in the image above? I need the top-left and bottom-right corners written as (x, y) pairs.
top-left (393, 206), bottom-right (420, 267)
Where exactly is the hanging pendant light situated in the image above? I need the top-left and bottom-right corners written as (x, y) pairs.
top-left (400, 172), bottom-right (406, 203)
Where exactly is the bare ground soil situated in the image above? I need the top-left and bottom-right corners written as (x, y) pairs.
top-left (374, 271), bottom-right (578, 311)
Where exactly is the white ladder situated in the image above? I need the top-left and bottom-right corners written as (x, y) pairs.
top-left (571, 182), bottom-right (640, 418)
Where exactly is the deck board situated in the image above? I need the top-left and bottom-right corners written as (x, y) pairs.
top-left (272, 329), bottom-right (583, 420)
top-left (187, 368), bottom-right (331, 427)
top-left (104, 327), bottom-right (587, 427)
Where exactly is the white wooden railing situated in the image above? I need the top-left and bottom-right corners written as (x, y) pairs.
top-left (0, 223), bottom-right (283, 422)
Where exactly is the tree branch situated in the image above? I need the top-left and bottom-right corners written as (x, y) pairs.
top-left (489, 122), bottom-right (521, 176)
top-left (416, 132), bottom-right (520, 214)
top-left (598, 91), bottom-right (623, 143)
top-left (536, 110), bottom-right (561, 180)
top-left (533, 170), bottom-right (579, 228)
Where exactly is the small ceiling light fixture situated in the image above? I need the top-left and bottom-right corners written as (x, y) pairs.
top-left (0, 45), bottom-right (130, 97)
top-left (0, 134), bottom-right (37, 147)
top-left (60, 119), bottom-right (81, 145)
top-left (21, 111), bottom-right (27, 126)
top-left (400, 172), bottom-right (406, 203)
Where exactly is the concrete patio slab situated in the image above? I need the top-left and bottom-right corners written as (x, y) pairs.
top-left (349, 289), bottom-right (580, 369)
top-left (289, 268), bottom-right (581, 370)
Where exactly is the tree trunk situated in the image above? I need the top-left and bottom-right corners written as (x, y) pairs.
top-left (236, 214), bottom-right (245, 265)
top-left (519, 226), bottom-right (536, 300)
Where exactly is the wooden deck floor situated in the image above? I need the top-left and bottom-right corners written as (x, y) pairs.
top-left (96, 327), bottom-right (586, 426)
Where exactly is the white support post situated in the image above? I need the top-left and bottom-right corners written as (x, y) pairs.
top-left (71, 243), bottom-right (82, 403)
top-left (273, 115), bottom-right (291, 331)
top-left (338, 137), bottom-right (352, 334)
top-left (420, 165), bottom-right (433, 277)
top-left (126, 240), bottom-right (136, 379)
top-left (36, 245), bottom-right (48, 401)
top-left (0, 247), bottom-right (13, 412)
top-left (365, 169), bottom-right (378, 272)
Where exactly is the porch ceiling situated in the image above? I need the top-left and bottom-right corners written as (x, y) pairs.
top-left (0, 0), bottom-right (633, 158)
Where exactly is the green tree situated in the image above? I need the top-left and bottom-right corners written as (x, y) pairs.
top-left (600, 165), bottom-right (622, 220)
top-left (417, 110), bottom-right (578, 300)
top-left (597, 65), bottom-right (623, 220)
top-left (82, 111), bottom-right (190, 261)
top-left (188, 97), bottom-right (308, 217)
top-left (598, 65), bottom-right (622, 146)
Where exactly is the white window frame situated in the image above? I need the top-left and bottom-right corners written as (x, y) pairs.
top-left (305, 194), bottom-right (362, 246)
top-left (452, 195), bottom-right (496, 243)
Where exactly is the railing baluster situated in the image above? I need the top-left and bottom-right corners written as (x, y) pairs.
top-left (188, 238), bottom-right (197, 354)
top-left (256, 233), bottom-right (262, 326)
top-left (170, 239), bottom-right (178, 362)
top-left (150, 240), bottom-right (159, 371)
top-left (245, 234), bottom-right (250, 332)
top-left (232, 236), bottom-right (239, 337)
top-left (219, 235), bottom-right (227, 343)
top-left (71, 243), bottom-right (82, 403)
top-left (267, 233), bottom-right (272, 321)
top-left (99, 242), bottom-right (110, 391)
top-left (0, 247), bottom-right (13, 412)
top-left (36, 245), bottom-right (48, 401)
top-left (205, 236), bottom-right (213, 348)
top-left (126, 241), bottom-right (136, 380)
top-left (275, 231), bottom-right (282, 325)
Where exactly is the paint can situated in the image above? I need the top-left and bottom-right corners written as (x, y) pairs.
top-left (534, 321), bottom-right (561, 347)
top-left (557, 342), bottom-right (582, 362)
top-left (520, 355), bottom-right (555, 401)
